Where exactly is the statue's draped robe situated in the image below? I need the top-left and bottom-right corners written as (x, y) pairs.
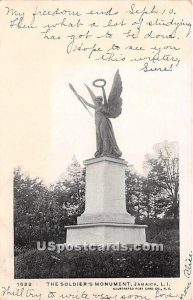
top-left (95, 105), bottom-right (122, 158)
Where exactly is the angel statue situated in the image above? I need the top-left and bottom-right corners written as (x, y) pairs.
top-left (69, 70), bottom-right (123, 158)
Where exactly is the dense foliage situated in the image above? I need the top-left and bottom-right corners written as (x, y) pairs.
top-left (15, 241), bottom-right (179, 278)
top-left (126, 141), bottom-right (179, 220)
top-left (14, 157), bottom-right (84, 252)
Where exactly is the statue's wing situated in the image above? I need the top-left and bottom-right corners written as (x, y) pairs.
top-left (108, 70), bottom-right (123, 118)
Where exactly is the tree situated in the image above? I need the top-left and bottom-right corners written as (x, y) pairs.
top-left (53, 156), bottom-right (85, 217)
top-left (125, 165), bottom-right (144, 221)
top-left (14, 167), bottom-right (48, 246)
top-left (14, 167), bottom-right (75, 250)
top-left (144, 141), bottom-right (179, 220)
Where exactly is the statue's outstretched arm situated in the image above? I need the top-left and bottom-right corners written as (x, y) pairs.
top-left (102, 87), bottom-right (108, 108)
top-left (79, 96), bottom-right (96, 109)
top-left (84, 84), bottom-right (97, 105)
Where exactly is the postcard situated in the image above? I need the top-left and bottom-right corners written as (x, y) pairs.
top-left (0, 0), bottom-right (192, 299)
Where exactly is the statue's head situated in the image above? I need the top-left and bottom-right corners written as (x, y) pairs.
top-left (95, 96), bottom-right (103, 105)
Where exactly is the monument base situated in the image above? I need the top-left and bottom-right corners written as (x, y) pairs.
top-left (65, 156), bottom-right (147, 245)
top-left (65, 223), bottom-right (147, 244)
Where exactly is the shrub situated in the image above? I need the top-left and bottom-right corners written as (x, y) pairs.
top-left (15, 247), bottom-right (179, 279)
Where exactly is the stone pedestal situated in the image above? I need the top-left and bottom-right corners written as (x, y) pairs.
top-left (66, 156), bottom-right (147, 244)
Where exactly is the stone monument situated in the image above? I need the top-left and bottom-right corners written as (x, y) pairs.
top-left (66, 70), bottom-right (147, 244)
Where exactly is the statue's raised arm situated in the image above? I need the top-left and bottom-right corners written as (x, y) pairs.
top-left (69, 83), bottom-right (94, 116)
